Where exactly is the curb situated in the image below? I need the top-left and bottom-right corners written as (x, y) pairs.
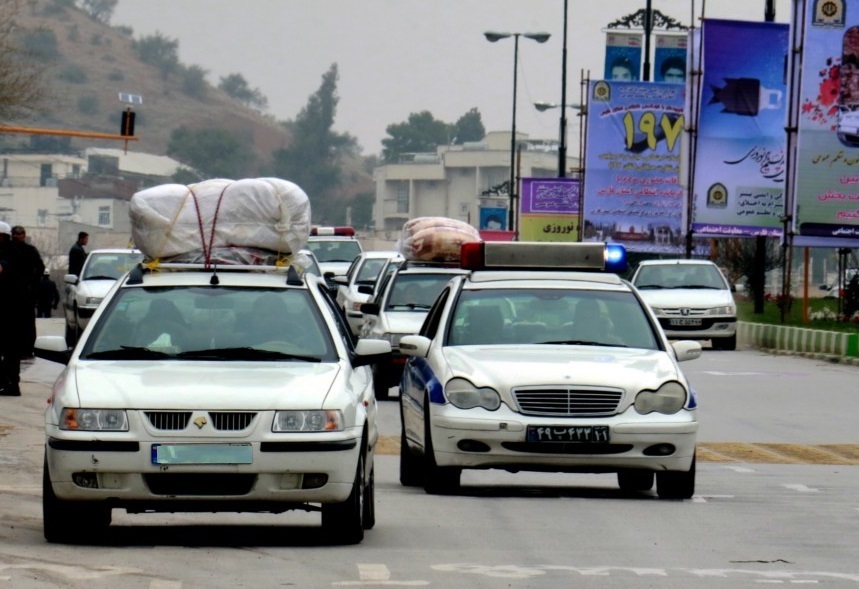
top-left (738, 321), bottom-right (859, 364)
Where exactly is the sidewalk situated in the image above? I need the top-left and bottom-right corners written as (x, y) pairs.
top-left (738, 321), bottom-right (859, 365)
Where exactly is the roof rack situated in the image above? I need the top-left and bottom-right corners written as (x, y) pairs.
top-left (126, 262), bottom-right (304, 286)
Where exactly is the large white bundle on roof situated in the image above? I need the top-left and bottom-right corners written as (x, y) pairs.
top-left (398, 216), bottom-right (481, 262)
top-left (129, 177), bottom-right (311, 261)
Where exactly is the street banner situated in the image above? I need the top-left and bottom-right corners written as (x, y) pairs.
top-left (790, 0), bottom-right (859, 245)
top-left (519, 178), bottom-right (580, 241)
top-left (691, 19), bottom-right (789, 238)
top-left (654, 34), bottom-right (688, 84)
top-left (605, 32), bottom-right (642, 81)
top-left (582, 81), bottom-right (686, 253)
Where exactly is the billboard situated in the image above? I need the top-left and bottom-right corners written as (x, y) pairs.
top-left (605, 32), bottom-right (643, 81)
top-left (790, 0), bottom-right (859, 245)
top-left (519, 178), bottom-right (580, 241)
top-left (691, 19), bottom-right (789, 238)
top-left (582, 81), bottom-right (686, 253)
top-left (654, 34), bottom-right (688, 84)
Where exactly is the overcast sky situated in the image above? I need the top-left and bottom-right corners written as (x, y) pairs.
top-left (112, 1), bottom-right (792, 156)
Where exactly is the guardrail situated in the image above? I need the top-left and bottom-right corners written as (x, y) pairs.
top-left (738, 322), bottom-right (859, 364)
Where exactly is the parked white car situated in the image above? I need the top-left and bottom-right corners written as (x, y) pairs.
top-left (631, 259), bottom-right (737, 350)
top-left (62, 248), bottom-right (144, 346)
top-left (333, 250), bottom-right (403, 335)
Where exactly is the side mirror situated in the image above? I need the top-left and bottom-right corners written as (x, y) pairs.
top-left (360, 302), bottom-right (380, 316)
top-left (357, 285), bottom-right (374, 295)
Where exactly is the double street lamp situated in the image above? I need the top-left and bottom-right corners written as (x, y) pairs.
top-left (484, 30), bottom-right (551, 233)
top-left (534, 101), bottom-right (584, 177)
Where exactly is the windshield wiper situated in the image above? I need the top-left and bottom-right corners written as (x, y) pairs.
top-left (678, 284), bottom-right (720, 289)
top-left (84, 346), bottom-right (174, 360)
top-left (537, 340), bottom-right (626, 347)
top-left (388, 303), bottom-right (431, 310)
top-left (84, 275), bottom-right (117, 281)
top-left (635, 285), bottom-right (664, 290)
top-left (176, 347), bottom-right (321, 362)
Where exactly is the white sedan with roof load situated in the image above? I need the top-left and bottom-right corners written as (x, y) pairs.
top-left (398, 242), bottom-right (701, 498)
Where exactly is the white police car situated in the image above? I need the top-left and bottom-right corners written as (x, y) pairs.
top-left (398, 242), bottom-right (701, 498)
top-left (36, 258), bottom-right (391, 544)
top-left (306, 226), bottom-right (363, 280)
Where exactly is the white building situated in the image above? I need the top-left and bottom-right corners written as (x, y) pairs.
top-left (371, 131), bottom-right (579, 239)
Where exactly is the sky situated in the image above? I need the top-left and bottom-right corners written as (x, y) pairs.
top-left (112, 1), bottom-right (792, 156)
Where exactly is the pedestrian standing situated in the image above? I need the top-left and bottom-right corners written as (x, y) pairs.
top-left (0, 221), bottom-right (25, 396)
top-left (11, 226), bottom-right (45, 357)
top-left (68, 231), bottom-right (88, 278)
top-left (37, 270), bottom-right (60, 318)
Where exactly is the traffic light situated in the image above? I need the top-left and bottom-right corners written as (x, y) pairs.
top-left (120, 108), bottom-right (136, 137)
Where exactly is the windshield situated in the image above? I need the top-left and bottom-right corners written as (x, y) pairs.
top-left (83, 252), bottom-right (144, 280)
top-left (356, 258), bottom-right (388, 284)
top-left (307, 240), bottom-right (362, 263)
top-left (633, 263), bottom-right (728, 290)
top-left (81, 286), bottom-right (337, 362)
top-left (385, 273), bottom-right (454, 310)
top-left (446, 289), bottom-right (659, 350)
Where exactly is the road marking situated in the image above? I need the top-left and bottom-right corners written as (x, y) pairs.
top-left (0, 563), bottom-right (141, 580)
top-left (701, 371), bottom-right (769, 376)
top-left (692, 494), bottom-right (734, 503)
top-left (723, 465), bottom-right (756, 473)
top-left (332, 564), bottom-right (428, 586)
top-left (150, 581), bottom-right (183, 589)
top-left (784, 484), bottom-right (819, 493)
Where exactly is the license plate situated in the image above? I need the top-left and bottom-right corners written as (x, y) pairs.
top-left (670, 318), bottom-right (702, 326)
top-left (526, 425), bottom-right (609, 443)
top-left (152, 444), bottom-right (253, 465)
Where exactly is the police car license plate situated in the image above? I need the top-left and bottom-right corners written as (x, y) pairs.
top-left (670, 318), bottom-right (702, 326)
top-left (152, 443), bottom-right (253, 465)
top-left (526, 425), bottom-right (609, 443)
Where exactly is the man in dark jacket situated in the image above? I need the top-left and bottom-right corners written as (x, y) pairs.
top-left (37, 270), bottom-right (60, 318)
top-left (11, 226), bottom-right (45, 356)
top-left (0, 221), bottom-right (25, 396)
top-left (68, 231), bottom-right (89, 278)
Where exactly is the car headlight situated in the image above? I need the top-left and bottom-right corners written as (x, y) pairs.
top-left (60, 408), bottom-right (128, 431)
top-left (272, 410), bottom-right (343, 432)
top-left (445, 377), bottom-right (501, 411)
top-left (84, 296), bottom-right (103, 306)
top-left (708, 305), bottom-right (735, 316)
top-left (634, 381), bottom-right (687, 415)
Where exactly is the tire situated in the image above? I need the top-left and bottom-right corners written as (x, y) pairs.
top-left (321, 453), bottom-right (365, 544)
top-left (422, 404), bottom-right (461, 495)
top-left (362, 467), bottom-right (375, 530)
top-left (399, 420), bottom-right (425, 487)
top-left (712, 334), bottom-right (736, 351)
top-left (656, 453), bottom-right (696, 499)
top-left (373, 364), bottom-right (390, 401)
top-left (43, 456), bottom-right (111, 544)
top-left (617, 470), bottom-right (654, 493)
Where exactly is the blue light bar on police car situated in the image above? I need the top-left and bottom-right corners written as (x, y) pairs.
top-left (460, 242), bottom-right (627, 273)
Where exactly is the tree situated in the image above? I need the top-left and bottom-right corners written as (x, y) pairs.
top-left (80, 0), bottom-right (118, 24)
top-left (219, 73), bottom-right (268, 110)
top-left (452, 107), bottom-right (485, 144)
top-left (167, 126), bottom-right (255, 180)
top-left (0, 1), bottom-right (45, 122)
top-left (133, 32), bottom-right (179, 79)
top-left (711, 237), bottom-right (783, 313)
top-left (381, 111), bottom-right (453, 163)
top-left (268, 63), bottom-right (357, 224)
top-left (180, 65), bottom-right (208, 99)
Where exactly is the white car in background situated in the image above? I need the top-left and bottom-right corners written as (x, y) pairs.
top-left (333, 250), bottom-right (403, 335)
top-left (63, 248), bottom-right (144, 346)
top-left (631, 259), bottom-right (737, 350)
top-left (306, 226), bottom-right (363, 283)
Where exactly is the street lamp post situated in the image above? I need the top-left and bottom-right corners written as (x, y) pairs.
top-left (485, 30), bottom-right (550, 234)
top-left (534, 101), bottom-right (583, 176)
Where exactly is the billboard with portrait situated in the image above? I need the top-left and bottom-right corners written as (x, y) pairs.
top-left (604, 32), bottom-right (642, 81)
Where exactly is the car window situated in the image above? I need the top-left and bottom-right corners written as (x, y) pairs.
top-left (385, 273), bottom-right (454, 310)
top-left (419, 287), bottom-right (451, 338)
top-left (81, 286), bottom-right (337, 361)
top-left (308, 240), bottom-right (362, 263)
top-left (356, 258), bottom-right (387, 284)
top-left (446, 289), bottom-right (659, 350)
top-left (83, 252), bottom-right (144, 280)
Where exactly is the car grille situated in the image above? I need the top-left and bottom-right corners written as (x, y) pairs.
top-left (144, 411), bottom-right (257, 431)
top-left (513, 387), bottom-right (623, 417)
top-left (659, 307), bottom-right (710, 317)
top-left (144, 473), bottom-right (256, 496)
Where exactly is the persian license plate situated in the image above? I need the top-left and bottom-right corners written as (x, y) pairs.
top-left (670, 318), bottom-right (702, 326)
top-left (527, 425), bottom-right (609, 443)
top-left (152, 444), bottom-right (253, 465)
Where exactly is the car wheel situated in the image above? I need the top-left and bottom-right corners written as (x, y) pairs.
top-left (423, 403), bottom-right (461, 495)
top-left (712, 334), bottom-right (736, 351)
top-left (373, 364), bottom-right (390, 401)
top-left (656, 453), bottom-right (696, 499)
top-left (43, 456), bottom-right (111, 544)
top-left (617, 470), bottom-right (654, 493)
top-left (399, 416), bottom-right (425, 487)
top-left (362, 466), bottom-right (375, 530)
top-left (321, 452), bottom-right (365, 544)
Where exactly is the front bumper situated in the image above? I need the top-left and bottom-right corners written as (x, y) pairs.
top-left (657, 317), bottom-right (737, 341)
top-left (45, 430), bottom-right (363, 507)
top-left (428, 403), bottom-right (697, 473)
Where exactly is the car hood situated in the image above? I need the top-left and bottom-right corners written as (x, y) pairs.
top-left (68, 361), bottom-right (340, 409)
top-left (76, 278), bottom-right (118, 298)
top-left (635, 289), bottom-right (734, 309)
top-left (383, 311), bottom-right (428, 335)
top-left (443, 346), bottom-right (681, 393)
